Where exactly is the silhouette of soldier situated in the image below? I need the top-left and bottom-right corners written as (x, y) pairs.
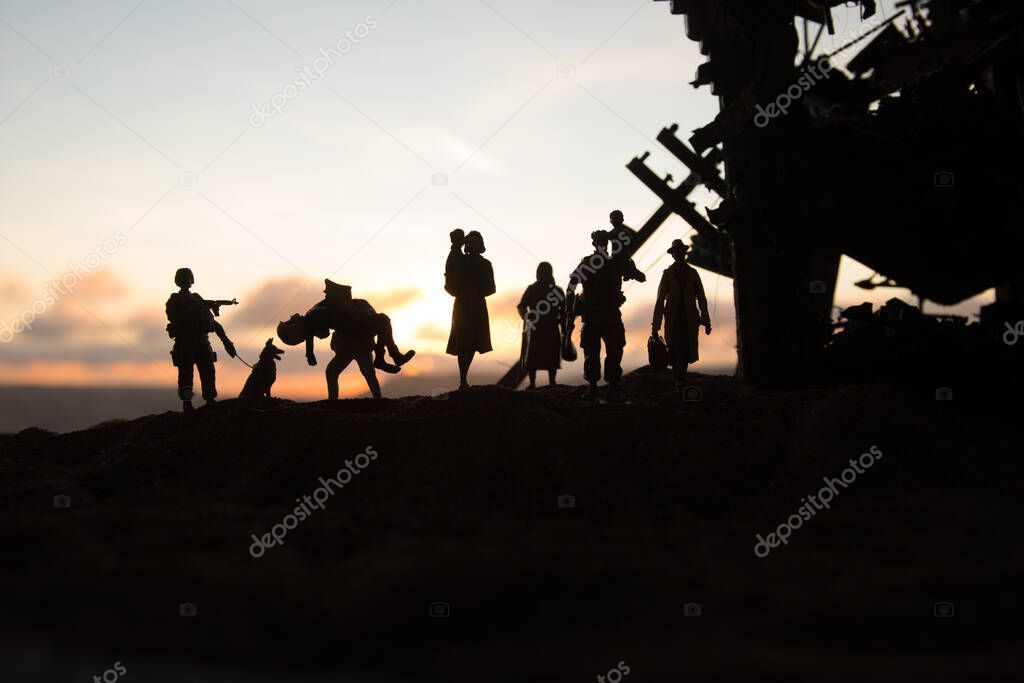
top-left (652, 240), bottom-right (711, 392)
top-left (517, 262), bottom-right (565, 388)
top-left (278, 280), bottom-right (414, 400)
top-left (165, 268), bottom-right (236, 411)
top-left (446, 230), bottom-right (495, 389)
top-left (608, 209), bottom-right (639, 247)
top-left (567, 230), bottom-right (645, 403)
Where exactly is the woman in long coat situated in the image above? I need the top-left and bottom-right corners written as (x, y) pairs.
top-left (652, 239), bottom-right (711, 391)
top-left (516, 262), bottom-right (564, 388)
top-left (446, 230), bottom-right (495, 388)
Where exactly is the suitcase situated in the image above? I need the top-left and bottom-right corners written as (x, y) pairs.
top-left (648, 335), bottom-right (670, 370)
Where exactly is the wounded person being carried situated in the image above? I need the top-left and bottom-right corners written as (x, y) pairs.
top-left (277, 279), bottom-right (415, 399)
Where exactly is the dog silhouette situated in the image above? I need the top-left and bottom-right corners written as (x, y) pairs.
top-left (239, 338), bottom-right (284, 398)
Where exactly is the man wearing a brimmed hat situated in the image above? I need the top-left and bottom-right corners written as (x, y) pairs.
top-left (566, 229), bottom-right (646, 403)
top-left (277, 279), bottom-right (414, 399)
top-left (652, 239), bottom-right (711, 391)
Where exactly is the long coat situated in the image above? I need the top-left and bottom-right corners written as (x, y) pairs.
top-left (446, 253), bottom-right (496, 355)
top-left (652, 262), bottom-right (709, 364)
top-left (517, 281), bottom-right (564, 370)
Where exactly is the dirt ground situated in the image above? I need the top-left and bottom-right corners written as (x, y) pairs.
top-left (1, 369), bottom-right (1021, 681)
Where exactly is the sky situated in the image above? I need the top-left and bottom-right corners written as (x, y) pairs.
top-left (0, 0), bottom-right (993, 399)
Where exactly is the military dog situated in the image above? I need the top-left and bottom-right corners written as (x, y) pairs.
top-left (239, 338), bottom-right (284, 398)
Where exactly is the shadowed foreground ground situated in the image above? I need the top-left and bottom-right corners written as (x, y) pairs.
top-left (0, 370), bottom-right (1021, 681)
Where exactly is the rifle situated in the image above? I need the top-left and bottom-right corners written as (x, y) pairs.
top-left (201, 298), bottom-right (239, 317)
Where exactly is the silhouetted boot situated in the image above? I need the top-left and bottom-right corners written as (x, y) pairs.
top-left (182, 399), bottom-right (193, 412)
top-left (606, 383), bottom-right (626, 404)
top-left (388, 347), bottom-right (416, 367)
top-left (373, 356), bottom-right (401, 374)
top-left (581, 382), bottom-right (599, 404)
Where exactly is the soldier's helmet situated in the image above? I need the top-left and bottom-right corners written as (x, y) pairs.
top-left (174, 268), bottom-right (195, 288)
top-left (591, 230), bottom-right (610, 246)
top-left (276, 313), bottom-right (308, 346)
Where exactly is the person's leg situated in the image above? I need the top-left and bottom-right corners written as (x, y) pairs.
top-left (375, 314), bottom-right (415, 366)
top-left (670, 325), bottom-right (691, 391)
top-left (458, 351), bottom-right (475, 388)
top-left (176, 354), bottom-right (194, 411)
top-left (354, 352), bottom-right (382, 399)
top-left (325, 353), bottom-right (351, 401)
top-left (197, 360), bottom-right (217, 402)
top-left (580, 322), bottom-right (601, 399)
top-left (604, 319), bottom-right (626, 402)
top-left (547, 369), bottom-right (557, 386)
top-left (528, 369), bottom-right (537, 388)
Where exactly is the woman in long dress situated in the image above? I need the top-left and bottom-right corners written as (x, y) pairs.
top-left (446, 230), bottom-right (495, 388)
top-left (516, 262), bottom-right (564, 388)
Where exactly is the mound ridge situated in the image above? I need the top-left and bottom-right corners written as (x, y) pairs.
top-left (0, 370), bottom-right (1020, 681)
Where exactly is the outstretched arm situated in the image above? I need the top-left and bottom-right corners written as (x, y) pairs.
top-left (212, 321), bottom-right (236, 357)
top-left (305, 335), bottom-right (317, 366)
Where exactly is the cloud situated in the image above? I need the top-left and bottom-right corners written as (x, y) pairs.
top-left (0, 277), bottom-right (31, 304)
top-left (223, 276), bottom-right (319, 330)
top-left (71, 268), bottom-right (131, 302)
top-left (225, 276), bottom-right (422, 331)
top-left (415, 322), bottom-right (449, 341)
top-left (368, 287), bottom-right (420, 310)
